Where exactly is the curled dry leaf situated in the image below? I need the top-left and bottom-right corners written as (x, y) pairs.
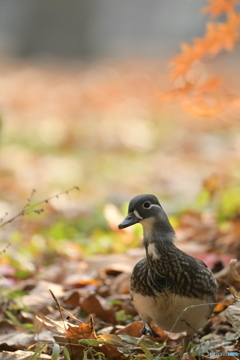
top-left (35, 315), bottom-right (68, 333)
top-left (37, 313), bottom-right (124, 360)
top-left (225, 296), bottom-right (240, 333)
top-left (66, 322), bottom-right (96, 341)
top-left (66, 325), bottom-right (123, 360)
top-left (229, 259), bottom-right (240, 282)
top-left (225, 295), bottom-right (240, 334)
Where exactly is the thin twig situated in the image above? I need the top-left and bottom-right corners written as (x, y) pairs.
top-left (0, 186), bottom-right (79, 228)
top-left (60, 306), bottom-right (83, 324)
top-left (49, 289), bottom-right (68, 333)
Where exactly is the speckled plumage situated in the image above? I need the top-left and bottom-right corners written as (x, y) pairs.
top-left (118, 194), bottom-right (217, 351)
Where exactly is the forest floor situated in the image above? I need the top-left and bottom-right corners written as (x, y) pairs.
top-left (0, 57), bottom-right (240, 359)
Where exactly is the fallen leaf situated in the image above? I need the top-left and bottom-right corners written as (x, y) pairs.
top-left (229, 259), bottom-right (240, 282)
top-left (80, 293), bottom-right (116, 323)
top-left (66, 322), bottom-right (96, 341)
top-left (63, 290), bottom-right (81, 307)
top-left (225, 295), bottom-right (240, 333)
top-left (97, 334), bottom-right (126, 347)
top-left (0, 350), bottom-right (51, 360)
top-left (22, 281), bottom-right (63, 312)
top-left (117, 321), bottom-right (168, 342)
top-left (35, 316), bottom-right (66, 336)
top-left (0, 332), bottom-right (35, 351)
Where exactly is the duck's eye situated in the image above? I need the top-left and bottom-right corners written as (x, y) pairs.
top-left (142, 201), bottom-right (151, 209)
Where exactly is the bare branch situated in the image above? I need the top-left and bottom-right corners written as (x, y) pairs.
top-left (0, 186), bottom-right (79, 228)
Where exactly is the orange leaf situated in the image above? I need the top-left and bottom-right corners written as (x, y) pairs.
top-left (202, 0), bottom-right (237, 19)
top-left (66, 323), bottom-right (96, 341)
top-left (181, 97), bottom-right (224, 117)
top-left (197, 76), bottom-right (222, 92)
top-left (214, 299), bottom-right (232, 313)
top-left (203, 174), bottom-right (222, 193)
top-left (161, 82), bottom-right (194, 101)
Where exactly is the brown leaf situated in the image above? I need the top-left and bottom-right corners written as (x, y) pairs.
top-left (94, 344), bottom-right (123, 360)
top-left (80, 294), bottom-right (116, 323)
top-left (63, 290), bottom-right (81, 307)
top-left (117, 321), bottom-right (168, 342)
top-left (66, 322), bottom-right (96, 341)
top-left (229, 259), bottom-right (240, 282)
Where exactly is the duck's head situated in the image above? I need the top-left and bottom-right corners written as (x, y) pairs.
top-left (118, 194), bottom-right (163, 229)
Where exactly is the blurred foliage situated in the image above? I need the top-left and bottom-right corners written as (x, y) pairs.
top-left (0, 173), bottom-right (239, 278)
top-left (194, 174), bottom-right (240, 221)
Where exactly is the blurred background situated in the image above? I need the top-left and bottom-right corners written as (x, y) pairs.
top-left (0, 0), bottom-right (240, 259)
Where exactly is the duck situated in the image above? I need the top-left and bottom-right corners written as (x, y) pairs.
top-left (118, 194), bottom-right (217, 352)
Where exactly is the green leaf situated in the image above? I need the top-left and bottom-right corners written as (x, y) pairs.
top-left (15, 269), bottom-right (32, 279)
top-left (29, 345), bottom-right (46, 360)
top-left (79, 339), bottom-right (113, 346)
top-left (5, 310), bottom-right (23, 327)
top-left (51, 343), bottom-right (60, 360)
top-left (4, 289), bottom-right (26, 300)
top-left (139, 343), bottom-right (154, 360)
top-left (63, 346), bottom-right (71, 360)
top-left (118, 334), bottom-right (138, 345)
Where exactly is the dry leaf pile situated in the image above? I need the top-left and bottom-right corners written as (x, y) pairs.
top-left (1, 241), bottom-right (240, 360)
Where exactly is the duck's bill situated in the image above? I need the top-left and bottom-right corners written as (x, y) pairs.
top-left (118, 212), bottom-right (140, 229)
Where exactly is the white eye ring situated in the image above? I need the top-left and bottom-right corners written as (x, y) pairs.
top-left (142, 201), bottom-right (151, 209)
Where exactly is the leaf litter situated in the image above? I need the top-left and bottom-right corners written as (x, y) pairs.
top-left (0, 185), bottom-right (239, 359)
top-left (1, 11), bottom-right (240, 356)
top-left (0, 179), bottom-right (239, 360)
top-left (1, 241), bottom-right (240, 359)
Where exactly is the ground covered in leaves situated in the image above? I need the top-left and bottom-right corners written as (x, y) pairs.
top-left (0, 53), bottom-right (240, 360)
top-left (1, 196), bottom-right (240, 360)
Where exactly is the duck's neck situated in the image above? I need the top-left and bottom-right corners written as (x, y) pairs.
top-left (142, 215), bottom-right (176, 256)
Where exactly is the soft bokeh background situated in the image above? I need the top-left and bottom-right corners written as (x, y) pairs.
top-left (0, 0), bottom-right (240, 260)
top-left (1, 4), bottom-right (240, 357)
